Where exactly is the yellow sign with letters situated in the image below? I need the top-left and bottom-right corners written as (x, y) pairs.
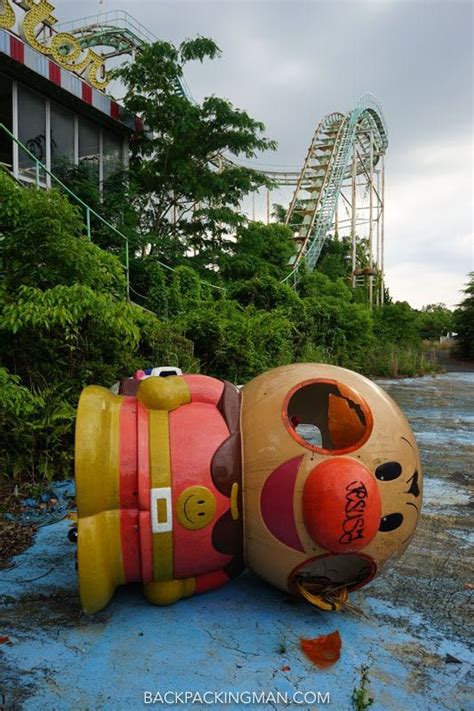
top-left (0, 0), bottom-right (109, 90)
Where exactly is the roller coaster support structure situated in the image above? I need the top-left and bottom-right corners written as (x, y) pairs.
top-left (39, 12), bottom-right (390, 307)
top-left (282, 94), bottom-right (388, 307)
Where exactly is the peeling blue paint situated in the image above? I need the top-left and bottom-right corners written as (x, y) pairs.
top-left (2, 372), bottom-right (473, 710)
top-left (1, 519), bottom-right (472, 710)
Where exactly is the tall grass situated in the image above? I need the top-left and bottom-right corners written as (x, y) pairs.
top-left (363, 346), bottom-right (441, 378)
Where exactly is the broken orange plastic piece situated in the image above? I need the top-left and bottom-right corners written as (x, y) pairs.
top-left (328, 393), bottom-right (366, 449)
top-left (300, 630), bottom-right (341, 669)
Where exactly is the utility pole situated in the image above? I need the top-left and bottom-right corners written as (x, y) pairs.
top-left (376, 168), bottom-right (381, 307)
top-left (368, 131), bottom-right (374, 309)
top-left (380, 154), bottom-right (385, 305)
top-left (351, 138), bottom-right (357, 287)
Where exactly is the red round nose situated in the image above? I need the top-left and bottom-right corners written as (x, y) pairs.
top-left (302, 458), bottom-right (381, 553)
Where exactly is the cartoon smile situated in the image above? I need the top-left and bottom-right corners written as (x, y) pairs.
top-left (177, 486), bottom-right (216, 530)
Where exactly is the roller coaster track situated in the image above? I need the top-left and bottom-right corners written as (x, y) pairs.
top-left (13, 11), bottom-right (389, 293)
top-left (282, 94), bottom-right (388, 283)
top-left (57, 10), bottom-right (194, 99)
top-left (58, 12), bottom-right (389, 283)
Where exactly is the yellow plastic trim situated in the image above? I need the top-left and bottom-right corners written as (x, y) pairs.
top-left (149, 410), bottom-right (173, 581)
top-left (296, 582), bottom-right (349, 612)
top-left (78, 510), bottom-right (125, 615)
top-left (144, 578), bottom-right (196, 606)
top-left (137, 376), bottom-right (191, 412)
top-left (75, 386), bottom-right (122, 518)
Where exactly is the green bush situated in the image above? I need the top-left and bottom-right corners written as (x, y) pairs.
top-left (454, 273), bottom-right (474, 358)
top-left (0, 174), bottom-right (194, 481)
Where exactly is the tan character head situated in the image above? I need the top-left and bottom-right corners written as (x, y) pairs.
top-left (241, 364), bottom-right (422, 609)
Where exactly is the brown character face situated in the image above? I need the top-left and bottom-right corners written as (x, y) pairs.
top-left (241, 364), bottom-right (422, 602)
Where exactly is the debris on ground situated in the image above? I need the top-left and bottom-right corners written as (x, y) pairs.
top-left (0, 479), bottom-right (76, 568)
top-left (0, 518), bottom-right (36, 570)
top-left (445, 654), bottom-right (462, 664)
top-left (2, 480), bottom-right (75, 527)
top-left (300, 630), bottom-right (341, 669)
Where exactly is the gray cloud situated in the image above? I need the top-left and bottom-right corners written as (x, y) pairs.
top-left (57, 0), bottom-right (473, 307)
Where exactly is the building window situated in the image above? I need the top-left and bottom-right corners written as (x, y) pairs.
top-left (17, 84), bottom-right (46, 180)
top-left (9, 81), bottom-right (128, 187)
top-left (0, 73), bottom-right (12, 169)
top-left (79, 117), bottom-right (100, 182)
top-left (103, 131), bottom-right (123, 181)
top-left (50, 102), bottom-right (74, 170)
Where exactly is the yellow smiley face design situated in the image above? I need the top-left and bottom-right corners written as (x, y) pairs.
top-left (176, 486), bottom-right (216, 530)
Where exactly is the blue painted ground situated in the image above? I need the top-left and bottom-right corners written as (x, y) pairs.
top-left (1, 523), bottom-right (472, 710)
top-left (1, 373), bottom-right (473, 710)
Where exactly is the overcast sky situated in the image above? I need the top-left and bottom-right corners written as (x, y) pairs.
top-left (57, 0), bottom-right (473, 308)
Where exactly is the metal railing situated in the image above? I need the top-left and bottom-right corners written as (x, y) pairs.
top-left (0, 122), bottom-right (132, 300)
top-left (0, 123), bottom-right (225, 303)
top-left (57, 9), bottom-right (157, 47)
top-left (57, 10), bottom-right (194, 101)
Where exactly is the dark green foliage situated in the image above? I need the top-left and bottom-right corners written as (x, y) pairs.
top-left (454, 273), bottom-right (474, 358)
top-left (220, 222), bottom-right (295, 281)
top-left (0, 173), bottom-right (125, 295)
top-left (0, 35), bottom-right (448, 484)
top-left (417, 303), bottom-right (454, 341)
top-left (317, 234), bottom-right (352, 280)
top-left (113, 38), bottom-right (276, 272)
top-left (176, 300), bottom-right (293, 382)
top-left (229, 275), bottom-right (300, 313)
top-left (373, 301), bottom-right (421, 347)
top-left (0, 366), bottom-right (75, 481)
top-left (0, 174), bottom-right (194, 481)
top-left (304, 296), bottom-right (374, 370)
top-left (51, 159), bottom-right (138, 257)
top-left (298, 270), bottom-right (353, 301)
top-left (169, 266), bottom-right (204, 315)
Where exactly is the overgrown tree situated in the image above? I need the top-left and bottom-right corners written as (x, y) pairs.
top-left (0, 173), bottom-right (194, 480)
top-left (454, 273), bottom-right (474, 358)
top-left (417, 303), bottom-right (454, 341)
top-left (114, 38), bottom-right (277, 275)
top-left (220, 222), bottom-right (295, 281)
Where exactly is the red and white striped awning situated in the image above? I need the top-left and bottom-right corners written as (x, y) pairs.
top-left (0, 28), bottom-right (142, 133)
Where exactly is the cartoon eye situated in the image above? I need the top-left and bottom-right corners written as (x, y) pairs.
top-left (406, 471), bottom-right (420, 497)
top-left (375, 462), bottom-right (402, 481)
top-left (379, 513), bottom-right (403, 532)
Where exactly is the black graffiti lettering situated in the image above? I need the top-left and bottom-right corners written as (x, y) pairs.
top-left (339, 527), bottom-right (366, 545)
top-left (346, 480), bottom-right (369, 499)
top-left (339, 479), bottom-right (369, 545)
top-left (346, 497), bottom-right (366, 515)
top-left (343, 516), bottom-right (364, 534)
